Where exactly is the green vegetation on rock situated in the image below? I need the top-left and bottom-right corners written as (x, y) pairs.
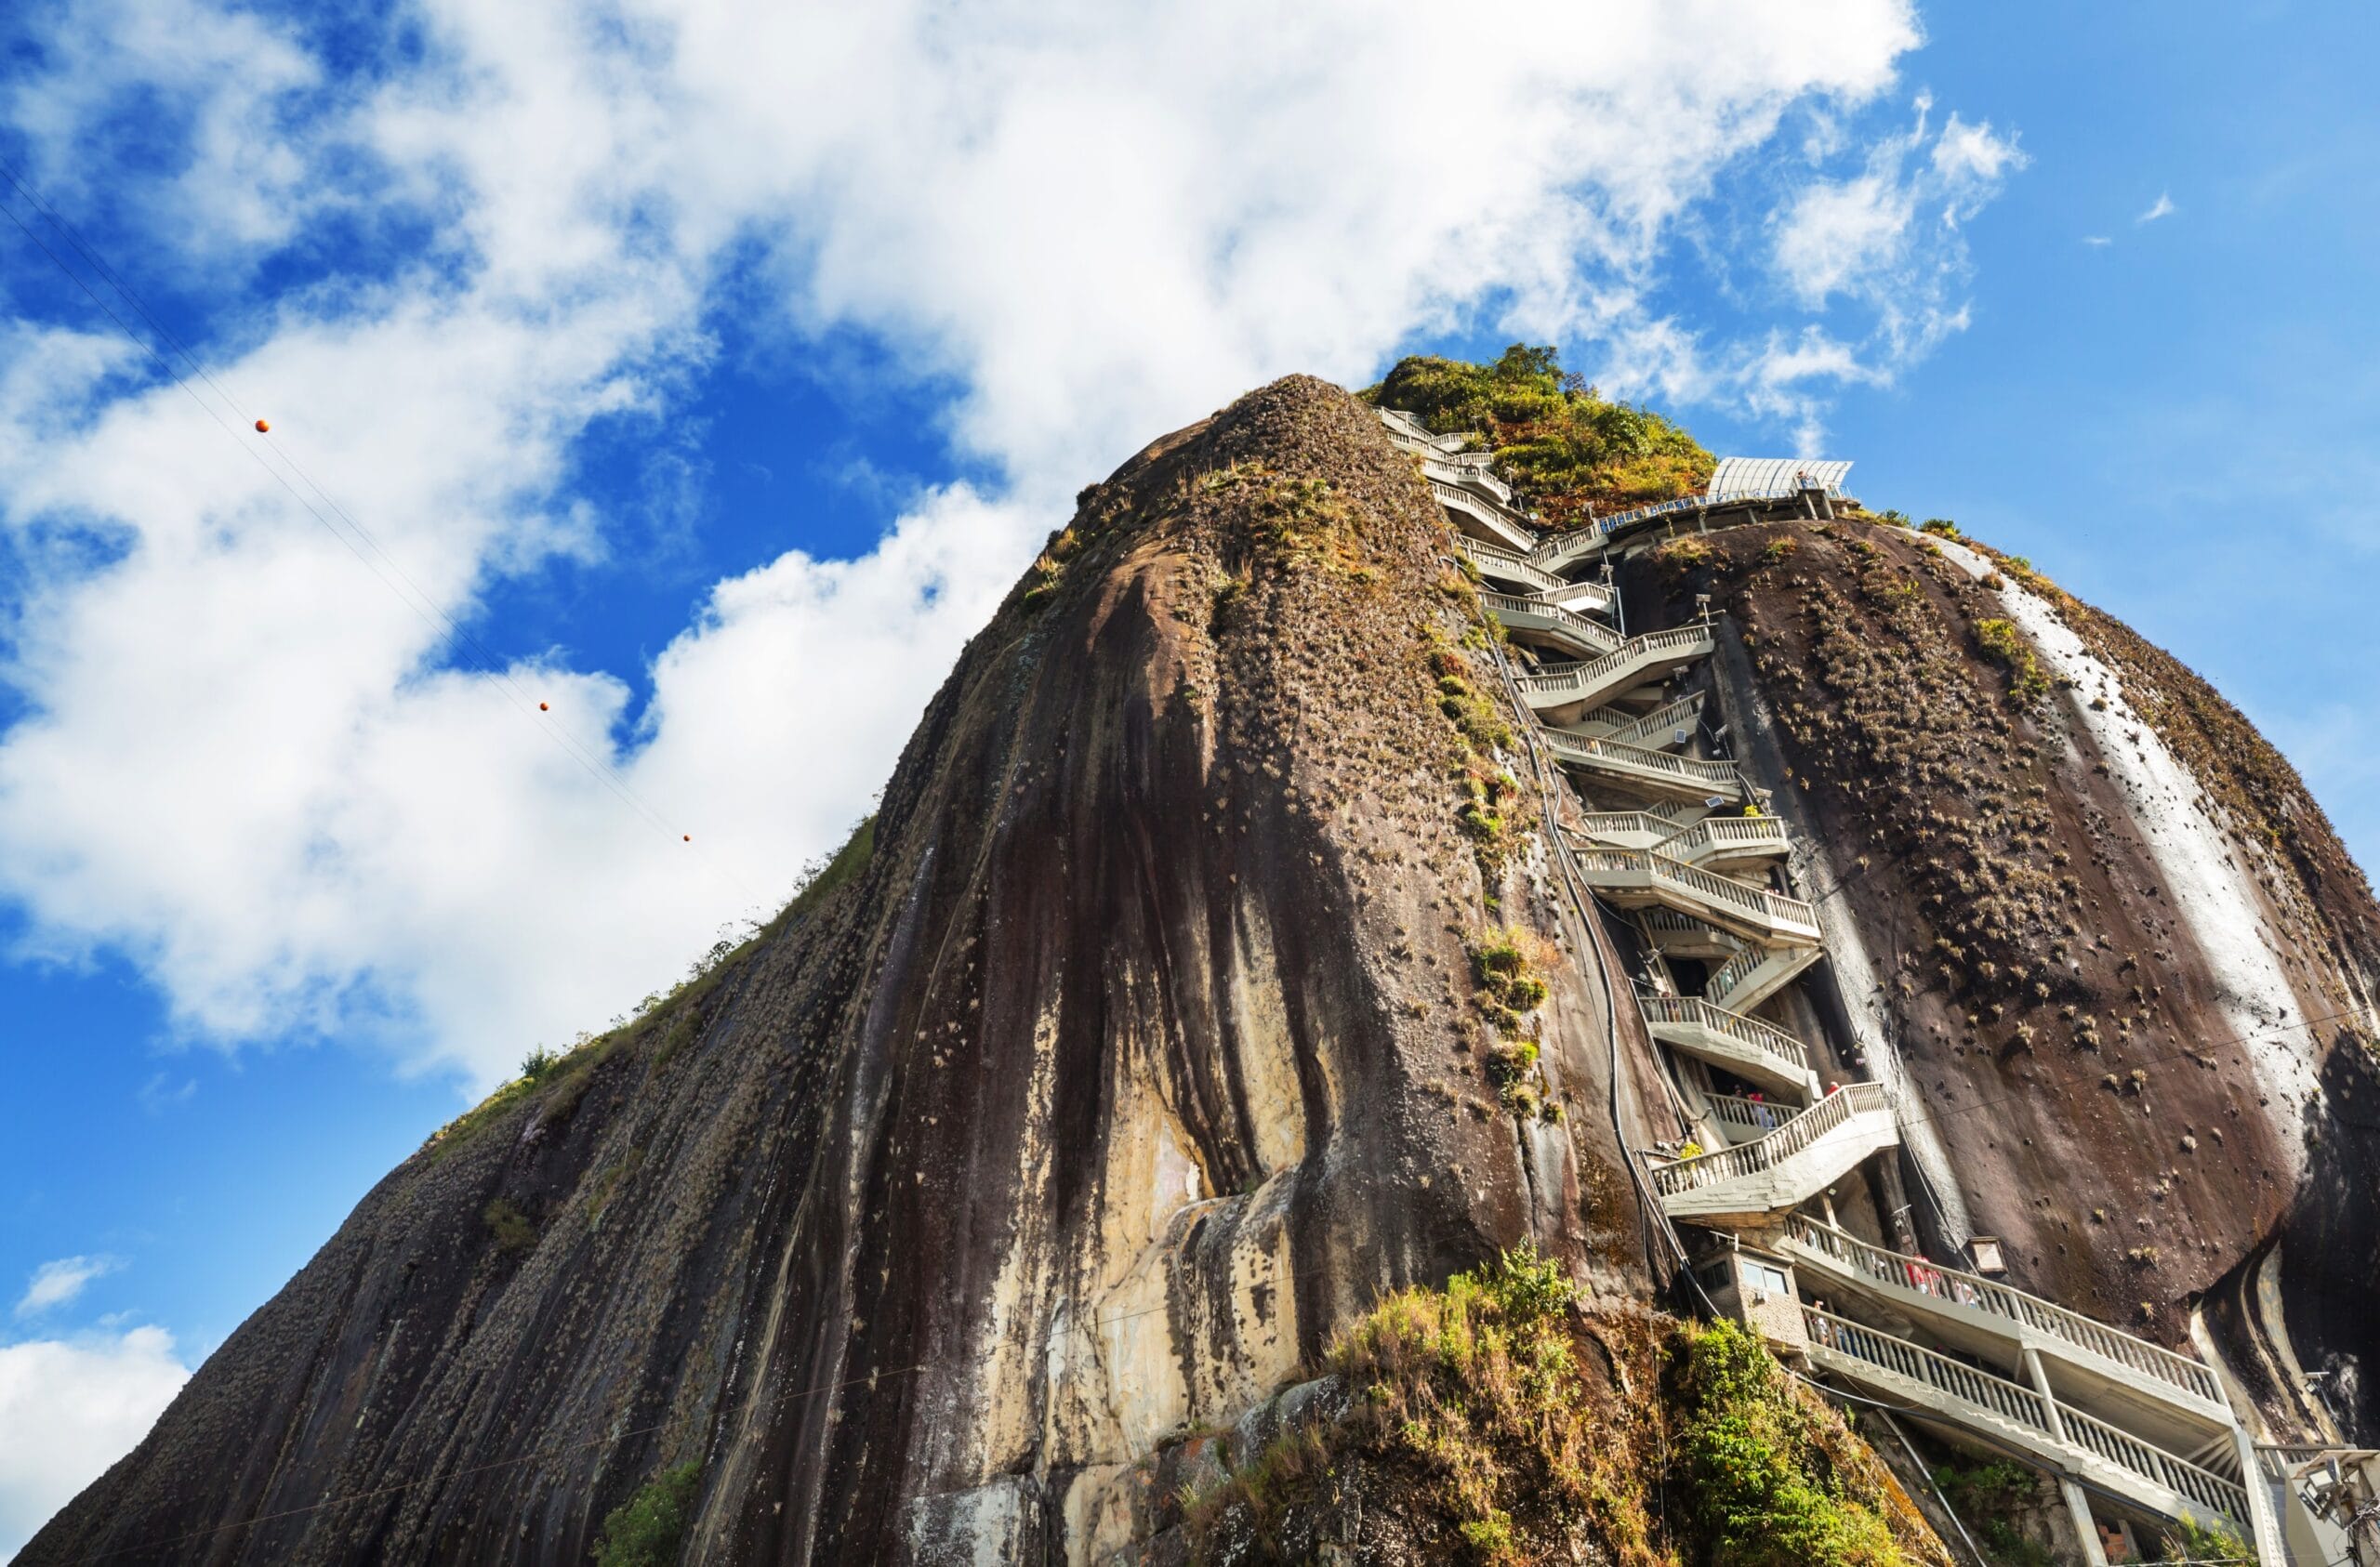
top-left (1186, 1250), bottom-right (1941, 1567)
top-left (594, 1462), bottom-right (702, 1567)
top-left (1669, 1318), bottom-right (1911, 1567)
top-left (1365, 344), bottom-right (1713, 525)
top-left (1973, 617), bottom-right (2050, 707)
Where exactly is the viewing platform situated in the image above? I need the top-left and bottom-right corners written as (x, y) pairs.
top-left (1778, 1216), bottom-right (2236, 1451)
top-left (1647, 1082), bottom-right (1897, 1221)
top-left (1804, 1308), bottom-right (2251, 1539)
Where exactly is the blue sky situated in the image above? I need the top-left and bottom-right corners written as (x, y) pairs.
top-left (2, 0), bottom-right (2374, 1551)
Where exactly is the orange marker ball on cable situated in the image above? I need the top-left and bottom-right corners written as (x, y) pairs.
top-left (682, 835), bottom-right (691, 843)
top-left (254, 418), bottom-right (270, 433)
top-left (538, 702), bottom-right (549, 711)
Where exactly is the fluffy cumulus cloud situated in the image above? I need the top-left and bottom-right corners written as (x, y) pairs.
top-left (0, 1326), bottom-right (191, 1558)
top-left (0, 0), bottom-right (2018, 1093)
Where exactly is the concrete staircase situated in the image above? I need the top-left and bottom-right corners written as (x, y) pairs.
top-left (1704, 938), bottom-right (1824, 1014)
top-left (1648, 1083), bottom-right (1899, 1221)
top-left (1573, 691), bottom-right (1703, 749)
top-left (1566, 847), bottom-right (1820, 948)
top-left (1515, 625), bottom-right (1716, 720)
top-left (1481, 590), bottom-right (1623, 659)
top-left (1390, 403), bottom-right (2281, 1563)
top-left (1778, 1217), bottom-right (2236, 1449)
top-left (1640, 994), bottom-right (1818, 1100)
top-left (1542, 729), bottom-right (1742, 803)
top-left (1430, 478), bottom-right (1535, 552)
top-left (1805, 1308), bottom-right (2253, 1539)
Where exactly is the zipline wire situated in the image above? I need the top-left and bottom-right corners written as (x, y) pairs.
top-left (0, 155), bottom-right (767, 910)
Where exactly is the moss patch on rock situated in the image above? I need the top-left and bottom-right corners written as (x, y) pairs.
top-left (1365, 344), bottom-right (1713, 525)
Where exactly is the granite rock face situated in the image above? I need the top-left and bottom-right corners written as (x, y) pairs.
top-left (27, 377), bottom-right (2380, 1564)
top-left (23, 378), bottom-right (1661, 1565)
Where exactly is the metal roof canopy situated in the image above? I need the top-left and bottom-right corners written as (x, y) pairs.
top-left (1709, 456), bottom-right (1853, 499)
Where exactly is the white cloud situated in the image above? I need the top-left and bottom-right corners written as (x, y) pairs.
top-left (0, 0), bottom-right (1980, 1092)
top-left (2140, 191), bottom-right (2177, 223)
top-left (1757, 95), bottom-right (2023, 437)
top-left (15, 1256), bottom-right (123, 1319)
top-left (2082, 235), bottom-right (2114, 247)
top-left (1774, 172), bottom-right (1916, 308)
top-left (1931, 112), bottom-right (2024, 184)
top-left (0, 1326), bottom-right (190, 1558)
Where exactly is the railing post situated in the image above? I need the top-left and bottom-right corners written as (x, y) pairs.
top-left (2020, 1347), bottom-right (2111, 1566)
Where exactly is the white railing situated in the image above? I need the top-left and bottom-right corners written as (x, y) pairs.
top-left (1572, 811), bottom-right (1678, 845)
top-left (1640, 994), bottom-right (1811, 1077)
top-left (1659, 814), bottom-right (1791, 862)
top-left (1423, 455), bottom-right (1514, 504)
top-left (1546, 732), bottom-right (1738, 784)
top-left (1647, 1083), bottom-right (1888, 1195)
top-left (1804, 1309), bottom-right (2249, 1529)
top-left (1705, 1092), bottom-right (1803, 1139)
top-left (1430, 480), bottom-right (1532, 539)
top-left (1378, 408), bottom-right (1472, 457)
top-left (1809, 1308), bottom-right (2053, 1427)
top-left (2058, 1401), bottom-right (2251, 1523)
top-left (1480, 591), bottom-right (1622, 653)
top-left (1515, 625), bottom-right (1714, 705)
top-left (1639, 907), bottom-right (1736, 940)
top-left (1566, 848), bottom-right (1818, 936)
top-left (1456, 536), bottom-right (1565, 594)
top-left (1586, 692), bottom-right (1703, 746)
top-left (1543, 731), bottom-right (1741, 790)
top-left (1706, 942), bottom-right (1814, 1008)
top-left (1783, 1217), bottom-right (2224, 1407)
top-left (1532, 478), bottom-right (1828, 563)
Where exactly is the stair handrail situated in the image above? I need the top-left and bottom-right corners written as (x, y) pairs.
top-left (1478, 590), bottom-right (1623, 652)
top-left (1543, 731), bottom-right (1741, 788)
top-left (1640, 994), bottom-right (1812, 1075)
top-left (1570, 811), bottom-right (1678, 843)
top-left (1805, 1308), bottom-right (2250, 1526)
top-left (1647, 1082), bottom-right (1887, 1194)
top-left (1585, 692), bottom-right (1704, 744)
top-left (1580, 849), bottom-right (1817, 933)
top-left (1423, 455), bottom-right (1515, 504)
top-left (1782, 1216), bottom-right (2223, 1406)
top-left (1429, 479), bottom-right (1532, 534)
top-left (2056, 1400), bottom-right (2251, 1521)
top-left (1706, 942), bottom-right (1807, 1007)
top-left (1456, 536), bottom-right (1564, 592)
top-left (1660, 815), bottom-right (1790, 854)
top-left (1807, 1307), bottom-right (2056, 1429)
top-left (1514, 625), bottom-right (1715, 702)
